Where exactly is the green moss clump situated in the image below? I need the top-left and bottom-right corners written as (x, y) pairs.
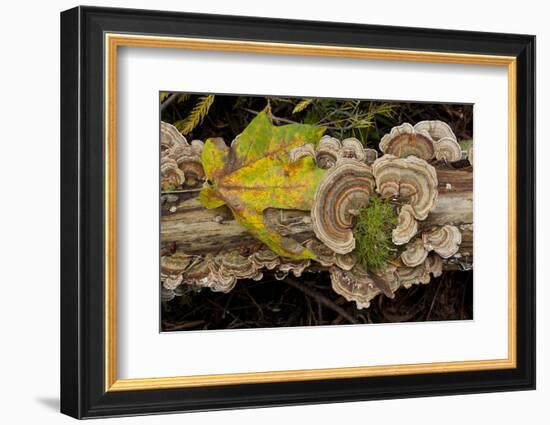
top-left (352, 196), bottom-right (397, 270)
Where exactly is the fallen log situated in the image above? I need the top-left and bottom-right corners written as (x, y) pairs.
top-left (159, 118), bottom-right (475, 311)
top-left (161, 167), bottom-right (473, 257)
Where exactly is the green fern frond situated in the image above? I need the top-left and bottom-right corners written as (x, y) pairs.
top-left (175, 95), bottom-right (215, 135)
top-left (292, 98), bottom-right (314, 114)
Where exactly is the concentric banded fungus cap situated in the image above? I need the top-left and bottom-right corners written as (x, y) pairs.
top-left (371, 265), bottom-right (400, 297)
top-left (372, 155), bottom-right (438, 220)
top-left (364, 148), bottom-right (379, 164)
top-left (311, 158), bottom-right (376, 254)
top-left (414, 120), bottom-right (456, 142)
top-left (160, 252), bottom-right (193, 289)
top-left (304, 239), bottom-right (357, 270)
top-left (425, 254), bottom-right (443, 278)
top-left (330, 266), bottom-right (378, 309)
top-left (161, 287), bottom-right (176, 302)
top-left (379, 123), bottom-right (435, 160)
top-left (330, 265), bottom-right (399, 308)
top-left (250, 247), bottom-right (280, 270)
top-left (170, 140), bottom-right (205, 186)
top-left (434, 137), bottom-right (462, 162)
top-left (162, 274), bottom-right (183, 290)
top-left (396, 263), bottom-right (431, 288)
top-left (161, 121), bottom-right (187, 153)
top-left (183, 258), bottom-right (212, 285)
top-left (289, 143), bottom-right (316, 163)
top-left (334, 253), bottom-right (357, 271)
top-left (338, 138), bottom-right (366, 161)
top-left (291, 137), bottom-right (371, 168)
top-left (161, 253), bottom-right (192, 273)
top-left (278, 259), bottom-right (311, 277)
top-left (316, 135), bottom-right (342, 168)
top-left (401, 238), bottom-right (429, 267)
top-left (160, 157), bottom-right (185, 190)
top-left (207, 251), bottom-right (263, 292)
top-left (392, 204), bottom-right (418, 245)
top-left (414, 120), bottom-right (462, 163)
top-left (304, 239), bottom-right (338, 267)
top-left (423, 225), bottom-right (462, 258)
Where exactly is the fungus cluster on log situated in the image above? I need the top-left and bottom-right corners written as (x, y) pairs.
top-left (310, 158), bottom-right (376, 254)
top-left (380, 121), bottom-right (462, 163)
top-left (160, 118), bottom-right (473, 311)
top-left (160, 122), bottom-right (205, 190)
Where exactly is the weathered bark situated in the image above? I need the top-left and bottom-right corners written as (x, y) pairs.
top-left (161, 167), bottom-right (473, 257)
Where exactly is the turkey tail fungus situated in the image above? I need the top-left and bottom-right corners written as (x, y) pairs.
top-left (159, 96), bottom-right (474, 329)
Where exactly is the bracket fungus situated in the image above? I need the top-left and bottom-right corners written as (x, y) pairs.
top-left (372, 155), bottom-right (438, 220)
top-left (392, 204), bottom-right (418, 245)
top-left (290, 136), bottom-right (371, 169)
top-left (425, 254), bottom-right (443, 278)
top-left (311, 158), bottom-right (376, 254)
top-left (303, 238), bottom-right (337, 267)
top-left (160, 157), bottom-right (185, 191)
top-left (396, 263), bottom-right (431, 288)
top-left (415, 120), bottom-right (462, 163)
top-left (304, 238), bottom-right (357, 270)
top-left (423, 225), bottom-right (462, 258)
top-left (187, 251), bottom-right (264, 293)
top-left (396, 254), bottom-right (443, 288)
top-left (380, 121), bottom-right (462, 163)
top-left (330, 266), bottom-right (378, 309)
top-left (379, 123), bottom-right (435, 160)
top-left (160, 113), bottom-right (473, 316)
top-left (329, 252), bottom-right (447, 308)
top-left (434, 137), bottom-right (463, 163)
top-left (335, 253), bottom-right (357, 271)
top-left (316, 135), bottom-right (342, 168)
top-left (401, 238), bottom-right (429, 267)
top-left (161, 287), bottom-right (177, 302)
top-left (364, 148), bottom-right (379, 164)
top-left (414, 120), bottom-right (456, 142)
top-left (160, 252), bottom-right (194, 290)
top-left (339, 138), bottom-right (366, 161)
top-left (160, 121), bottom-right (187, 153)
top-left (250, 248), bottom-right (281, 270)
top-left (401, 224), bottom-right (461, 267)
top-left (209, 252), bottom-right (263, 292)
top-left (277, 259), bottom-right (311, 278)
top-left (166, 251), bottom-right (264, 293)
top-left (289, 143), bottom-right (316, 163)
top-left (160, 121), bottom-right (205, 188)
top-left (330, 264), bottom-right (401, 309)
top-left (170, 140), bottom-right (205, 186)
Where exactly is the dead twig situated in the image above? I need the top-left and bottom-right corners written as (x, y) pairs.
top-left (161, 93), bottom-right (179, 113)
top-left (284, 278), bottom-right (358, 324)
top-left (426, 281), bottom-right (442, 321)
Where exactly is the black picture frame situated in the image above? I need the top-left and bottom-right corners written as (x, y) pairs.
top-left (61, 5), bottom-right (536, 419)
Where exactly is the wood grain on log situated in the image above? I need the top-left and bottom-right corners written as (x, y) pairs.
top-left (162, 168), bottom-right (473, 256)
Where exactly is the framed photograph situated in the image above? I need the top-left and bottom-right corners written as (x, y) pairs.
top-left (60, 6), bottom-right (536, 419)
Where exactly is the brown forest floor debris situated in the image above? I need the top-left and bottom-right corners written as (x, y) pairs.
top-left (161, 271), bottom-right (472, 331)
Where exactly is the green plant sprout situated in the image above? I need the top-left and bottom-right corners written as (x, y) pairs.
top-left (353, 196), bottom-right (397, 271)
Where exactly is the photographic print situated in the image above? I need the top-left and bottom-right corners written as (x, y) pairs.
top-left (61, 8), bottom-right (535, 417)
top-left (160, 93), bottom-right (473, 331)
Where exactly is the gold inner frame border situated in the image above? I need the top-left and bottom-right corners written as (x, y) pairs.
top-left (104, 33), bottom-right (517, 392)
